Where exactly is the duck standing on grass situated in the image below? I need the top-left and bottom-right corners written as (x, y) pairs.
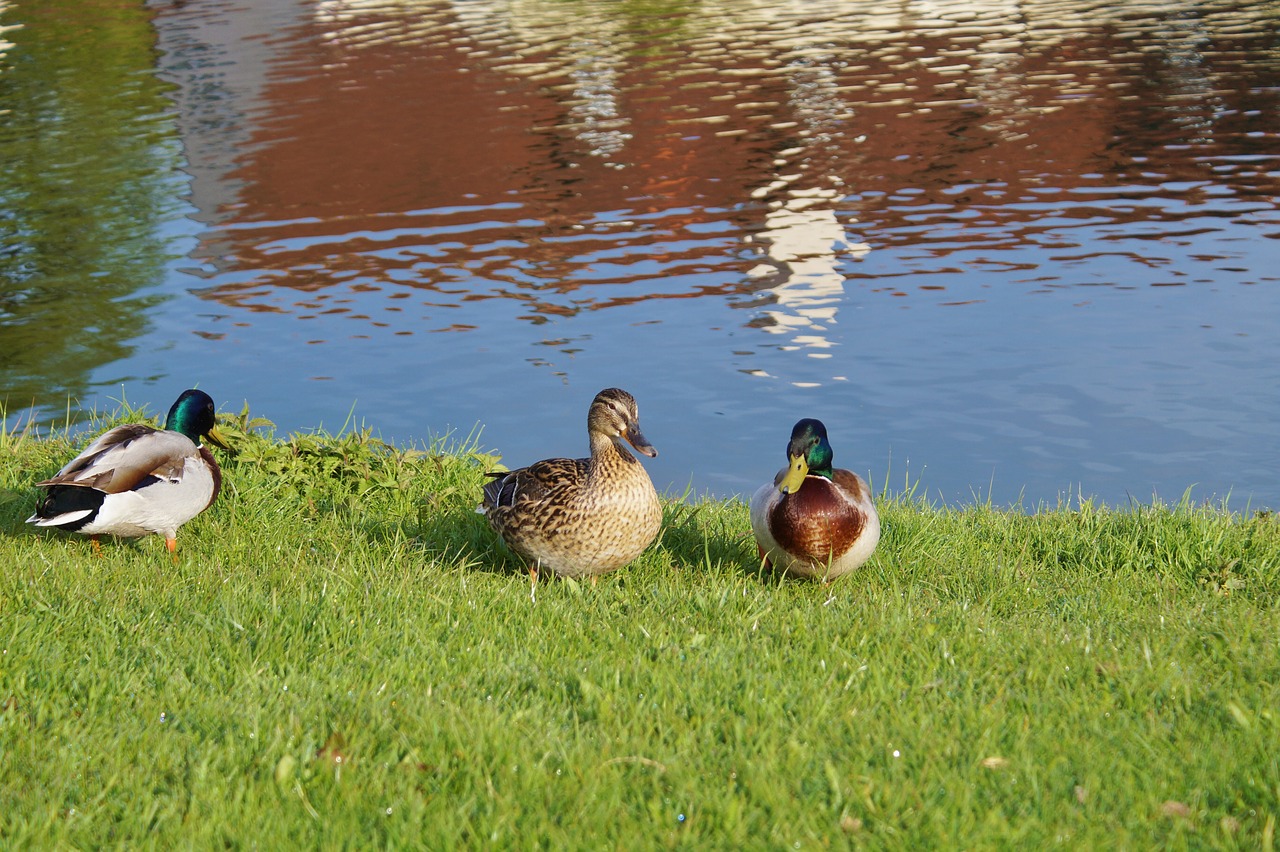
top-left (479, 388), bottom-right (663, 583)
top-left (27, 389), bottom-right (230, 556)
top-left (750, 418), bottom-right (880, 581)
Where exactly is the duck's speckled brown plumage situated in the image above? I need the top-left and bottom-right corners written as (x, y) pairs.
top-left (750, 418), bottom-right (879, 581)
top-left (480, 388), bottom-right (662, 579)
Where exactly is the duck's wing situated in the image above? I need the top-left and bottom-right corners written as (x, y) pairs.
top-left (832, 468), bottom-right (873, 505)
top-left (770, 464), bottom-right (791, 489)
top-left (38, 426), bottom-right (198, 494)
top-left (482, 457), bottom-right (590, 510)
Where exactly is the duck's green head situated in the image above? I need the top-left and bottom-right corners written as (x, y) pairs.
top-left (779, 418), bottom-right (833, 494)
top-left (165, 389), bottom-right (231, 450)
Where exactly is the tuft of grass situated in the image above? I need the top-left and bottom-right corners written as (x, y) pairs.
top-left (0, 402), bottom-right (1277, 847)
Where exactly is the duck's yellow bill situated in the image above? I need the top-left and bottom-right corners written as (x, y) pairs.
top-left (779, 453), bottom-right (808, 494)
top-left (205, 424), bottom-right (232, 451)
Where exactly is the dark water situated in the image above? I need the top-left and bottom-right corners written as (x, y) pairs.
top-left (2, 0), bottom-right (1278, 508)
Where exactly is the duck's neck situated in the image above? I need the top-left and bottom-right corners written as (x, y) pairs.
top-left (589, 432), bottom-right (635, 474)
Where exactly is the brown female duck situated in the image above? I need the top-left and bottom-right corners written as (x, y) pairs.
top-left (480, 388), bottom-right (662, 580)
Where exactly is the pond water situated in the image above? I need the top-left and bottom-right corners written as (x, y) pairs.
top-left (2, 0), bottom-right (1278, 508)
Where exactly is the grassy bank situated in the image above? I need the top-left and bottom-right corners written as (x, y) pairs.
top-left (0, 404), bottom-right (1277, 848)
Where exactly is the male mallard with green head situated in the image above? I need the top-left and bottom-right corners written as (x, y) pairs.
top-left (480, 388), bottom-right (662, 580)
top-left (27, 389), bottom-right (230, 554)
top-left (750, 418), bottom-right (879, 581)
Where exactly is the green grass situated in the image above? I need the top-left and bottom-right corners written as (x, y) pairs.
top-left (1, 402), bottom-right (1277, 848)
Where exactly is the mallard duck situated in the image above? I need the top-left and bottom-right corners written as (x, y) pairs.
top-left (749, 418), bottom-right (879, 581)
top-left (27, 389), bottom-right (230, 555)
top-left (479, 388), bottom-right (662, 580)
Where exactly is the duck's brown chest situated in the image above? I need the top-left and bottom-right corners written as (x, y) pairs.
top-left (769, 477), bottom-right (866, 561)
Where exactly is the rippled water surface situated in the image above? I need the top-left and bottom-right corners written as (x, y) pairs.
top-left (2, 0), bottom-right (1278, 506)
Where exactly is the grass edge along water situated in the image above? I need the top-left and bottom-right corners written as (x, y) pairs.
top-left (0, 399), bottom-right (1277, 847)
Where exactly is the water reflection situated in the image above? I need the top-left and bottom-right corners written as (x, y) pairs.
top-left (743, 40), bottom-right (869, 366)
top-left (746, 186), bottom-right (869, 358)
top-left (2, 0), bottom-right (1277, 507)
top-left (157, 0), bottom-right (1280, 323)
top-left (0, 0), bottom-right (183, 408)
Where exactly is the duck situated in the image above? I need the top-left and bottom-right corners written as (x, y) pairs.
top-left (27, 389), bottom-right (230, 555)
top-left (749, 418), bottom-right (879, 581)
top-left (479, 388), bottom-right (663, 581)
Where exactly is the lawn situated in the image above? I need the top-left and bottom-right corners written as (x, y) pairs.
top-left (0, 404), bottom-right (1276, 848)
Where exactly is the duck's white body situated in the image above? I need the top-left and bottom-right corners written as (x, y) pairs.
top-left (27, 389), bottom-right (227, 552)
top-left (749, 418), bottom-right (880, 581)
top-left (750, 471), bottom-right (880, 580)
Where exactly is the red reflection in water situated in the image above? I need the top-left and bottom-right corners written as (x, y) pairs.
top-left (154, 0), bottom-right (1280, 338)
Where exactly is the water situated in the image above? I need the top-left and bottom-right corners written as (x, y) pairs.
top-left (2, 0), bottom-right (1278, 508)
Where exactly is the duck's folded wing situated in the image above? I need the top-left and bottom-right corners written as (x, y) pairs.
top-left (38, 427), bottom-right (197, 493)
top-left (483, 457), bottom-right (588, 508)
top-left (832, 469), bottom-right (873, 503)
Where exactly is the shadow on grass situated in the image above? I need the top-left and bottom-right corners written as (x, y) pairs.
top-left (657, 499), bottom-right (761, 579)
top-left (402, 494), bottom-right (531, 580)
top-left (657, 496), bottom-right (896, 589)
top-left (0, 488), bottom-right (35, 532)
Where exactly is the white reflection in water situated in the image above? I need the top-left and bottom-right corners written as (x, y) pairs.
top-left (744, 45), bottom-right (869, 378)
top-left (566, 41), bottom-right (630, 160)
top-left (448, 0), bottom-right (635, 160)
top-left (314, 0), bottom-right (454, 48)
top-left (1154, 13), bottom-right (1221, 145)
top-left (746, 186), bottom-right (869, 359)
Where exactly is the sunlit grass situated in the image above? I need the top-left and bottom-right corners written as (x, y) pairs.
top-left (0, 403), bottom-right (1277, 847)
